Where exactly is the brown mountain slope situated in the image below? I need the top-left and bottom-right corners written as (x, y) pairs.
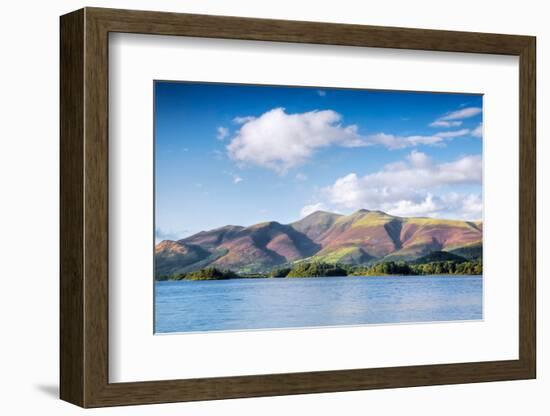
top-left (181, 225), bottom-right (245, 248)
top-left (210, 221), bottom-right (320, 272)
top-left (313, 210), bottom-right (402, 257)
top-left (154, 240), bottom-right (211, 276)
top-left (290, 210), bottom-right (342, 241)
top-left (384, 217), bottom-right (482, 260)
top-left (155, 209), bottom-right (482, 276)
top-left (161, 221), bottom-right (320, 274)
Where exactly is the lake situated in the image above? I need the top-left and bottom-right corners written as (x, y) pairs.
top-left (154, 275), bottom-right (483, 334)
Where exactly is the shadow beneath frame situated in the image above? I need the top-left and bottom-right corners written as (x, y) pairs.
top-left (34, 384), bottom-right (59, 399)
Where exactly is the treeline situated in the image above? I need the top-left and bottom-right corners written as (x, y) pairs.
top-left (351, 260), bottom-right (482, 276)
top-left (271, 262), bottom-right (348, 278)
top-left (411, 260), bottom-right (482, 275)
top-left (158, 267), bottom-right (239, 281)
top-left (351, 261), bottom-right (415, 276)
top-left (270, 259), bottom-right (482, 278)
top-left (156, 260), bottom-right (482, 281)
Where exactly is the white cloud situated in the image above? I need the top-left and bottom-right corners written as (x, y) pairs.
top-left (440, 107), bottom-right (482, 121)
top-left (471, 123), bottom-right (483, 138)
top-left (435, 129), bottom-right (471, 139)
top-left (216, 126), bottom-right (229, 140)
top-left (429, 107), bottom-right (482, 128)
top-left (227, 108), bottom-right (366, 174)
top-left (295, 173), bottom-right (308, 181)
top-left (368, 133), bottom-right (442, 149)
top-left (315, 151), bottom-right (482, 220)
top-left (232, 175), bottom-right (243, 184)
top-left (227, 108), bottom-right (479, 173)
top-left (440, 192), bottom-right (483, 218)
top-left (377, 193), bottom-right (482, 219)
top-left (407, 150), bottom-right (432, 168)
top-left (389, 194), bottom-right (440, 217)
top-left (429, 120), bottom-right (462, 128)
top-left (300, 202), bottom-right (327, 218)
top-left (367, 128), bottom-right (470, 149)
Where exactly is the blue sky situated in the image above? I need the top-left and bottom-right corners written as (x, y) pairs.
top-left (155, 81), bottom-right (482, 242)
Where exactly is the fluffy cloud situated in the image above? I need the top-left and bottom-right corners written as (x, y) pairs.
top-left (389, 194), bottom-right (440, 217)
top-left (430, 107), bottom-right (482, 128)
top-left (440, 192), bottom-right (483, 218)
top-left (227, 108), bottom-right (479, 173)
top-left (232, 175), bottom-right (243, 184)
top-left (313, 151), bottom-right (482, 220)
top-left (216, 126), bottom-right (229, 140)
top-left (227, 108), bottom-right (366, 174)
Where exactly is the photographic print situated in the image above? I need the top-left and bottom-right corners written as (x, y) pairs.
top-left (154, 81), bottom-right (483, 334)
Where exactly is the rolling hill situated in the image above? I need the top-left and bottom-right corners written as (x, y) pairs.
top-left (155, 209), bottom-right (482, 277)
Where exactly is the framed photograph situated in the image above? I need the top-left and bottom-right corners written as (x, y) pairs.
top-left (60, 7), bottom-right (536, 408)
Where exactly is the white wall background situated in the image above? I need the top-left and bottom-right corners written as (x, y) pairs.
top-left (0, 0), bottom-right (545, 414)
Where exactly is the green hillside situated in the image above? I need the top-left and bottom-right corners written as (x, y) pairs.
top-left (155, 209), bottom-right (482, 278)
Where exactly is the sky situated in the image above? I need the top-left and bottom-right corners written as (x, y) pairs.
top-left (155, 81), bottom-right (483, 242)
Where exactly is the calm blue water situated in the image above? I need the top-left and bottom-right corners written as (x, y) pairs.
top-left (154, 275), bottom-right (482, 333)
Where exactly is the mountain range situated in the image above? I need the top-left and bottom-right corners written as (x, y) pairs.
top-left (155, 209), bottom-right (482, 277)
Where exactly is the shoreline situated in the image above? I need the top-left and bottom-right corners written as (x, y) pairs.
top-left (156, 274), bottom-right (483, 282)
top-left (157, 258), bottom-right (482, 282)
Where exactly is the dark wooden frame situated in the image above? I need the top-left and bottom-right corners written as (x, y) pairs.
top-left (60, 7), bottom-right (536, 408)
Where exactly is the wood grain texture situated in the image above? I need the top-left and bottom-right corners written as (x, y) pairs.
top-left (83, 10), bottom-right (110, 406)
top-left (59, 7), bottom-right (537, 408)
top-left (59, 8), bottom-right (84, 407)
top-left (88, 7), bottom-right (532, 55)
top-left (518, 38), bottom-right (537, 375)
